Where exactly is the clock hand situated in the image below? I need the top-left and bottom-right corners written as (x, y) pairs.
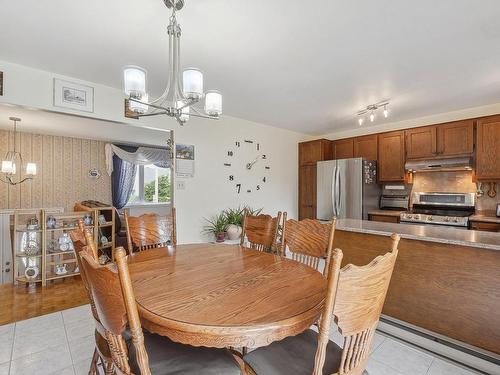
top-left (246, 156), bottom-right (261, 170)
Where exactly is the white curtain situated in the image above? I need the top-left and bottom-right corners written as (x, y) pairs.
top-left (105, 144), bottom-right (171, 175)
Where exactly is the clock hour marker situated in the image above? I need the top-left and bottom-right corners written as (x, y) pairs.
top-left (236, 184), bottom-right (241, 194)
top-left (229, 175), bottom-right (234, 181)
top-left (244, 140), bottom-right (254, 144)
top-left (247, 189), bottom-right (252, 193)
top-left (257, 185), bottom-right (260, 190)
top-left (235, 141), bottom-right (240, 147)
top-left (227, 151), bottom-right (233, 156)
top-left (257, 143), bottom-right (260, 150)
top-left (262, 177), bottom-right (266, 182)
top-left (265, 166), bottom-right (270, 170)
top-left (224, 163), bottom-right (231, 167)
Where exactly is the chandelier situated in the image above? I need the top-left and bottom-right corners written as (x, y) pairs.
top-left (357, 100), bottom-right (390, 126)
top-left (122, 0), bottom-right (222, 126)
top-left (1, 117), bottom-right (37, 185)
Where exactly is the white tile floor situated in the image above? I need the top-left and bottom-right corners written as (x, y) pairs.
top-left (0, 305), bottom-right (484, 375)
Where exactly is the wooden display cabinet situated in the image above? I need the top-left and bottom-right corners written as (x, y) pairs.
top-left (74, 204), bottom-right (116, 261)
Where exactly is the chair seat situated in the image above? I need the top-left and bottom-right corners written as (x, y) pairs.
top-left (243, 329), bottom-right (342, 375)
top-left (129, 331), bottom-right (242, 375)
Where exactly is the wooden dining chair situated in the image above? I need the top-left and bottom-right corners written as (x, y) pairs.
top-left (244, 234), bottom-right (400, 375)
top-left (124, 207), bottom-right (176, 253)
top-left (78, 244), bottom-right (243, 375)
top-left (70, 221), bottom-right (115, 375)
top-left (280, 215), bottom-right (337, 275)
top-left (240, 211), bottom-right (282, 253)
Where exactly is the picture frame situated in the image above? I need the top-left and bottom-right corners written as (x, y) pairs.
top-left (53, 78), bottom-right (94, 112)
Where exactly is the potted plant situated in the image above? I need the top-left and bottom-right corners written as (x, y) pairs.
top-left (224, 207), bottom-right (244, 240)
top-left (203, 214), bottom-right (228, 243)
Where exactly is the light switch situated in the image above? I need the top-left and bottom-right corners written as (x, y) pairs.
top-left (176, 180), bottom-right (186, 190)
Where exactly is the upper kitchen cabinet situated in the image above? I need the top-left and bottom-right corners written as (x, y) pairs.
top-left (405, 126), bottom-right (437, 159)
top-left (299, 139), bottom-right (333, 166)
top-left (333, 138), bottom-right (354, 159)
top-left (476, 116), bottom-right (500, 180)
top-left (406, 121), bottom-right (474, 159)
top-left (436, 120), bottom-right (474, 156)
top-left (354, 134), bottom-right (378, 160)
top-left (378, 131), bottom-right (406, 182)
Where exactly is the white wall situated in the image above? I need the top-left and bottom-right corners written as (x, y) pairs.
top-left (0, 60), bottom-right (306, 243)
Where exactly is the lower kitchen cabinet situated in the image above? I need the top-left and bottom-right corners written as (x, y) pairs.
top-left (368, 214), bottom-right (400, 223)
top-left (469, 221), bottom-right (500, 232)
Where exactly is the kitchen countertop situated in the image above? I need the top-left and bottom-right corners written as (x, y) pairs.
top-left (336, 219), bottom-right (500, 251)
top-left (367, 210), bottom-right (405, 217)
top-left (469, 211), bottom-right (500, 224)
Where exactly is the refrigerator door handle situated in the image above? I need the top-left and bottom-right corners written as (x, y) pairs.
top-left (331, 165), bottom-right (337, 217)
top-left (335, 167), bottom-right (341, 217)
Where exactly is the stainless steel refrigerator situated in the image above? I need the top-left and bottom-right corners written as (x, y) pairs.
top-left (316, 158), bottom-right (380, 220)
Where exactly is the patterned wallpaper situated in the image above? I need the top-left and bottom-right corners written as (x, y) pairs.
top-left (0, 130), bottom-right (111, 212)
top-left (411, 171), bottom-right (499, 211)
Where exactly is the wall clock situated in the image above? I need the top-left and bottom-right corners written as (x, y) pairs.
top-left (224, 139), bottom-right (270, 194)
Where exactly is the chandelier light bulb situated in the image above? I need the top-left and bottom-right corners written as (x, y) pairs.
top-left (205, 90), bottom-right (223, 117)
top-left (183, 68), bottom-right (204, 100)
top-left (123, 66), bottom-right (147, 97)
top-left (370, 112), bottom-right (375, 122)
top-left (358, 117), bottom-right (364, 126)
top-left (26, 163), bottom-right (37, 176)
top-left (177, 101), bottom-right (190, 123)
top-left (383, 105), bottom-right (389, 118)
top-left (1, 160), bottom-right (13, 174)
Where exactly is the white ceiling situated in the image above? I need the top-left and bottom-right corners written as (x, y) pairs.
top-left (2, 0), bottom-right (500, 135)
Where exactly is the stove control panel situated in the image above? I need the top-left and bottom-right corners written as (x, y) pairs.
top-left (400, 213), bottom-right (469, 227)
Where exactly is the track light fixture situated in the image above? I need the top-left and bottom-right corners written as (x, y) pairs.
top-left (356, 100), bottom-right (390, 126)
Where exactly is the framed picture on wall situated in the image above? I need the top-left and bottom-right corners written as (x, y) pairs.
top-left (53, 78), bottom-right (94, 112)
top-left (0, 71), bottom-right (3, 96)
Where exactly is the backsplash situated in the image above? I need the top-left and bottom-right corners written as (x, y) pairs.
top-left (411, 171), bottom-right (499, 211)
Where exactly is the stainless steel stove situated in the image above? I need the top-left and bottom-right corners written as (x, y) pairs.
top-left (400, 192), bottom-right (475, 228)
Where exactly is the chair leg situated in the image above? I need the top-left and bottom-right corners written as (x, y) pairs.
top-left (102, 358), bottom-right (115, 375)
top-left (88, 349), bottom-right (99, 375)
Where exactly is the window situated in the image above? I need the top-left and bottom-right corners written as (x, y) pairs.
top-left (127, 164), bottom-right (171, 205)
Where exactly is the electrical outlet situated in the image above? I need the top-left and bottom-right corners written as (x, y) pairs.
top-left (176, 180), bottom-right (186, 190)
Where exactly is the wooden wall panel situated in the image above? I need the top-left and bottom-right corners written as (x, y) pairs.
top-left (0, 130), bottom-right (111, 212)
top-left (0, 131), bottom-right (8, 208)
top-left (8, 131), bottom-right (21, 208)
top-left (62, 137), bottom-right (73, 211)
top-left (42, 135), bottom-right (54, 208)
top-left (31, 134), bottom-right (43, 208)
top-left (20, 132), bottom-right (32, 208)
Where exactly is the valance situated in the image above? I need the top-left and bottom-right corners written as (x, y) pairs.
top-left (105, 144), bottom-right (171, 175)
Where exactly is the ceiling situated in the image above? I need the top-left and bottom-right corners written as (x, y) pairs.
top-left (2, 0), bottom-right (500, 135)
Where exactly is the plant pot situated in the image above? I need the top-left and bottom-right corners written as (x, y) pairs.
top-left (226, 224), bottom-right (242, 240)
top-left (215, 232), bottom-right (226, 243)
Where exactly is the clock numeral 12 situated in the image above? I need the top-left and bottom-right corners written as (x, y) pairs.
top-left (236, 184), bottom-right (241, 194)
top-left (235, 141), bottom-right (240, 147)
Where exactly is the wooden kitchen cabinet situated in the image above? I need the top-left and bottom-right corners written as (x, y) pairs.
top-left (333, 138), bottom-right (354, 159)
top-left (470, 221), bottom-right (500, 232)
top-left (406, 121), bottom-right (474, 160)
top-left (368, 214), bottom-right (400, 223)
top-left (354, 134), bottom-right (378, 160)
top-left (405, 126), bottom-right (437, 159)
top-left (476, 116), bottom-right (500, 180)
top-left (378, 131), bottom-right (406, 182)
top-left (437, 120), bottom-right (474, 156)
top-left (298, 139), bottom-right (333, 219)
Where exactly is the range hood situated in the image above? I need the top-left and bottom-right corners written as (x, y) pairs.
top-left (405, 157), bottom-right (472, 172)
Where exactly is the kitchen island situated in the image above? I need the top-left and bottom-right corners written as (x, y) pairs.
top-left (333, 219), bottom-right (500, 356)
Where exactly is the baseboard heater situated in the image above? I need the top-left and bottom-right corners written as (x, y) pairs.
top-left (378, 315), bottom-right (500, 375)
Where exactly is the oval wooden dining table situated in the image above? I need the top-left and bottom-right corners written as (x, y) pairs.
top-left (127, 243), bottom-right (327, 349)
